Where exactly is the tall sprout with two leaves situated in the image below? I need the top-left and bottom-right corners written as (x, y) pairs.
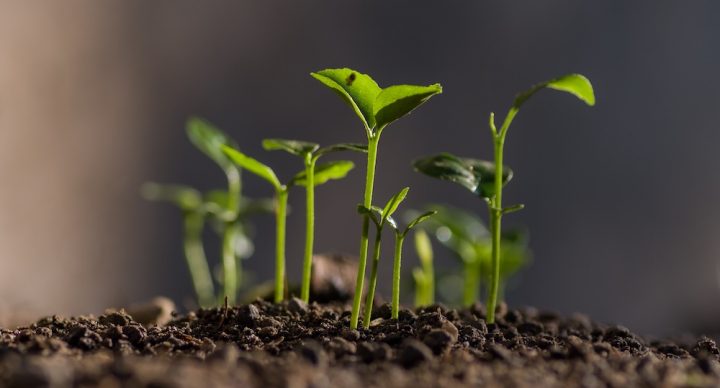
top-left (261, 139), bottom-right (366, 302)
top-left (312, 68), bottom-right (442, 329)
top-left (222, 145), bottom-right (355, 302)
top-left (414, 74), bottom-right (595, 323)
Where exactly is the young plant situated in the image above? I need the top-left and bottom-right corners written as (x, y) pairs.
top-left (312, 68), bottom-right (442, 329)
top-left (222, 145), bottom-right (354, 302)
top-left (412, 229), bottom-right (435, 307)
top-left (262, 139), bottom-right (367, 302)
top-left (414, 74), bottom-right (594, 323)
top-left (141, 183), bottom-right (215, 307)
top-left (356, 187), bottom-right (409, 328)
top-left (387, 210), bottom-right (436, 319)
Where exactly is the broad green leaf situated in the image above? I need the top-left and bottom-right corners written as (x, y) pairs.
top-left (514, 74), bottom-right (595, 108)
top-left (462, 158), bottom-right (513, 200)
top-left (382, 187), bottom-right (410, 224)
top-left (291, 160), bottom-right (354, 187)
top-left (373, 84), bottom-right (442, 129)
top-left (315, 143), bottom-right (368, 158)
top-left (311, 68), bottom-right (382, 130)
top-left (222, 146), bottom-right (282, 191)
top-left (141, 182), bottom-right (202, 211)
top-left (357, 204), bottom-right (381, 228)
top-left (404, 210), bottom-right (437, 234)
top-left (262, 138), bottom-right (319, 156)
top-left (414, 153), bottom-right (479, 194)
top-left (186, 117), bottom-right (236, 170)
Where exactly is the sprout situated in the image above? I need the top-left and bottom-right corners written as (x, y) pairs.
top-left (387, 211), bottom-right (436, 319)
top-left (356, 187), bottom-right (409, 328)
top-left (412, 229), bottom-right (435, 308)
top-left (263, 139), bottom-right (366, 303)
top-left (312, 68), bottom-right (442, 329)
top-left (222, 145), bottom-right (355, 303)
top-left (414, 74), bottom-right (594, 323)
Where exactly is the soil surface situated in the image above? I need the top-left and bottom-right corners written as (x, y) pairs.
top-left (1, 299), bottom-right (719, 387)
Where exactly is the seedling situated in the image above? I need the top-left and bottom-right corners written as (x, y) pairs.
top-left (141, 183), bottom-right (215, 307)
top-left (262, 139), bottom-right (367, 302)
top-left (417, 204), bottom-right (530, 306)
top-left (414, 74), bottom-right (594, 323)
top-left (356, 187), bottom-right (410, 328)
top-left (412, 229), bottom-right (435, 307)
top-left (312, 68), bottom-right (442, 329)
top-left (222, 145), bottom-right (354, 302)
top-left (387, 210), bottom-right (436, 319)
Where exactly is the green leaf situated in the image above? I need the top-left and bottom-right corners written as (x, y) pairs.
top-left (186, 117), bottom-right (236, 170)
top-left (311, 68), bottom-right (382, 130)
top-left (222, 146), bottom-right (282, 191)
top-left (514, 73), bottom-right (595, 108)
top-left (413, 229), bottom-right (433, 267)
top-left (373, 84), bottom-right (442, 129)
top-left (357, 204), bottom-right (381, 228)
top-left (290, 160), bottom-right (355, 186)
top-left (141, 182), bottom-right (202, 211)
top-left (262, 138), bottom-right (319, 156)
top-left (423, 204), bottom-right (488, 244)
top-left (461, 158), bottom-right (513, 200)
top-left (381, 187), bottom-right (410, 224)
top-left (315, 143), bottom-right (368, 158)
top-left (414, 153), bottom-right (479, 194)
top-left (404, 210), bottom-right (437, 235)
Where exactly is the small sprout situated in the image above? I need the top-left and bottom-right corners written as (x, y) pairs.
top-left (412, 229), bottom-right (435, 307)
top-left (141, 183), bottom-right (215, 308)
top-left (414, 74), bottom-right (594, 323)
top-left (387, 210), bottom-right (436, 319)
top-left (356, 187), bottom-right (409, 329)
top-left (263, 138), bottom-right (362, 302)
top-left (312, 67), bottom-right (442, 328)
top-left (223, 144), bottom-right (356, 303)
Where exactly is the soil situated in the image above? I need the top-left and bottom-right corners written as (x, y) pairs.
top-left (1, 299), bottom-right (719, 388)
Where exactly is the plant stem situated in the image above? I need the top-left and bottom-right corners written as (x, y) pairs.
top-left (424, 248), bottom-right (435, 306)
top-left (300, 156), bottom-right (316, 302)
top-left (225, 167), bottom-right (241, 219)
top-left (391, 234), bottom-right (405, 319)
top-left (274, 189), bottom-right (289, 303)
top-left (363, 230), bottom-right (382, 329)
top-left (463, 259), bottom-right (480, 307)
top-left (351, 135), bottom-right (380, 329)
top-left (183, 211), bottom-right (215, 308)
top-left (221, 221), bottom-right (238, 305)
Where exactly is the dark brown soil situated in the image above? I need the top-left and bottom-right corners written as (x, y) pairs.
top-left (1, 299), bottom-right (719, 387)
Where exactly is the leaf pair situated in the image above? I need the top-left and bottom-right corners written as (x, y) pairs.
top-left (357, 187), bottom-right (435, 237)
top-left (311, 68), bottom-right (442, 134)
top-left (413, 153), bottom-right (513, 201)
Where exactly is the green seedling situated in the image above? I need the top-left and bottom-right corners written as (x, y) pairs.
top-left (417, 204), bottom-right (530, 306)
top-left (141, 183), bottom-right (215, 307)
top-left (414, 74), bottom-right (594, 323)
top-left (387, 211), bottom-right (436, 319)
top-left (262, 139), bottom-right (367, 302)
top-left (222, 145), bottom-right (355, 302)
top-left (412, 229), bottom-right (435, 307)
top-left (356, 187), bottom-right (409, 328)
top-left (186, 118), bottom-right (243, 304)
top-left (312, 67), bottom-right (442, 329)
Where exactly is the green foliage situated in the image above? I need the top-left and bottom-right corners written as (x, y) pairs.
top-left (186, 117), bottom-right (237, 171)
top-left (315, 143), bottom-right (368, 158)
top-left (413, 153), bottom-right (513, 200)
top-left (141, 182), bottom-right (202, 212)
top-left (373, 84), bottom-right (443, 129)
top-left (222, 146), bottom-right (283, 191)
top-left (514, 74), bottom-right (595, 108)
top-left (262, 139), bottom-right (319, 156)
top-left (291, 160), bottom-right (355, 186)
top-left (413, 229), bottom-right (435, 307)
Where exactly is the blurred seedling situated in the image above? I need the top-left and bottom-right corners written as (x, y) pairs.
top-left (222, 145), bottom-right (355, 303)
top-left (312, 67), bottom-right (442, 329)
top-left (262, 139), bottom-right (367, 303)
top-left (412, 229), bottom-right (435, 308)
top-left (414, 74), bottom-right (594, 323)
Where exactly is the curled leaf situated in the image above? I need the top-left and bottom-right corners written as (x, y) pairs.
top-left (262, 138), bottom-right (319, 156)
top-left (514, 73), bottom-right (595, 108)
top-left (413, 153), bottom-right (479, 194)
top-left (382, 187), bottom-right (410, 224)
top-left (373, 84), bottom-right (442, 129)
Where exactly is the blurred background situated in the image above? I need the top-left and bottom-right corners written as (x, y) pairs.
top-left (1, 1), bottom-right (719, 335)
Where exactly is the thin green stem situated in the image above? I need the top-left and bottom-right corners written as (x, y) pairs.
top-left (462, 258), bottom-right (480, 307)
top-left (225, 167), bottom-right (241, 219)
top-left (274, 189), bottom-right (289, 303)
top-left (391, 234), bottom-right (405, 319)
top-left (424, 247), bottom-right (435, 306)
top-left (221, 221), bottom-right (238, 305)
top-left (362, 230), bottom-right (382, 329)
top-left (300, 156), bottom-right (316, 302)
top-left (183, 211), bottom-right (215, 308)
top-left (351, 135), bottom-right (380, 329)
